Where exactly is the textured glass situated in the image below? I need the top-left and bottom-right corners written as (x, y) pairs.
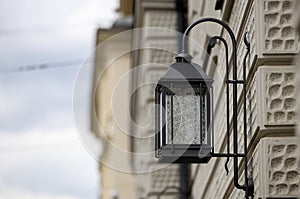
top-left (166, 92), bottom-right (203, 144)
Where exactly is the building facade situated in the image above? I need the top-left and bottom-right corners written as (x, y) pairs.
top-left (130, 0), bottom-right (300, 198)
top-left (91, 1), bottom-right (135, 198)
top-left (92, 27), bottom-right (136, 199)
top-left (130, 1), bottom-right (184, 198)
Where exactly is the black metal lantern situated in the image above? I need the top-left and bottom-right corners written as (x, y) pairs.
top-left (155, 53), bottom-right (213, 163)
top-left (154, 18), bottom-right (255, 198)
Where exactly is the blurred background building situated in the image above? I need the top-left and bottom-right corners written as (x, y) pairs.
top-left (91, 0), bottom-right (135, 199)
top-left (92, 0), bottom-right (300, 198)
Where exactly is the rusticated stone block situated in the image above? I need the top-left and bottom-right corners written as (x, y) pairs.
top-left (257, 66), bottom-right (296, 128)
top-left (256, 0), bottom-right (299, 54)
top-left (254, 137), bottom-right (299, 198)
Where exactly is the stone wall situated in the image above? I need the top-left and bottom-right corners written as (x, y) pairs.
top-left (188, 0), bottom-right (299, 198)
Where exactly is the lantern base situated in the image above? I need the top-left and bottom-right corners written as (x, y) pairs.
top-left (157, 144), bottom-right (212, 163)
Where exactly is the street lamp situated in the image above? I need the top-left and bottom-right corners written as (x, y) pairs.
top-left (154, 18), bottom-right (254, 198)
top-left (155, 52), bottom-right (213, 164)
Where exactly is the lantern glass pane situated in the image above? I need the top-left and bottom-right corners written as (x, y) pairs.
top-left (201, 93), bottom-right (208, 144)
top-left (166, 87), bottom-right (209, 145)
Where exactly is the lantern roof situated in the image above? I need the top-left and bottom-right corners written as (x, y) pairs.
top-left (159, 53), bottom-right (213, 83)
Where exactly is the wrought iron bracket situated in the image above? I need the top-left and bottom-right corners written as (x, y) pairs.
top-left (226, 80), bottom-right (245, 84)
top-left (181, 18), bottom-right (254, 198)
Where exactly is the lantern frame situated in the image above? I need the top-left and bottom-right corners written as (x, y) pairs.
top-left (155, 55), bottom-right (214, 163)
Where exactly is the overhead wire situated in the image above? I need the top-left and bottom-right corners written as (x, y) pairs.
top-left (0, 59), bottom-right (93, 74)
top-left (0, 23), bottom-right (96, 75)
top-left (0, 22), bottom-right (102, 35)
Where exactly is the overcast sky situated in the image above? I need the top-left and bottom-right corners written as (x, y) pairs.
top-left (0, 0), bottom-right (118, 198)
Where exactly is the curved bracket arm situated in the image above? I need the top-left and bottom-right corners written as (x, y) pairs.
top-left (181, 18), bottom-right (237, 76)
top-left (243, 32), bottom-right (254, 198)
